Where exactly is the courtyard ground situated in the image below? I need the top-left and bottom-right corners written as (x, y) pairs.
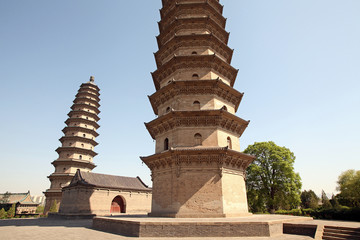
top-left (0, 217), bottom-right (359, 240)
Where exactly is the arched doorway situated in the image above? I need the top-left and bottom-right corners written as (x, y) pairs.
top-left (110, 196), bottom-right (126, 213)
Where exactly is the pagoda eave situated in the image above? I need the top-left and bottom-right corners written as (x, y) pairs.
top-left (68, 110), bottom-right (100, 122)
top-left (76, 92), bottom-right (100, 102)
top-left (145, 109), bottom-right (250, 139)
top-left (152, 55), bottom-right (238, 90)
top-left (59, 136), bottom-right (98, 146)
top-left (62, 126), bottom-right (99, 137)
top-left (55, 146), bottom-right (98, 157)
top-left (157, 17), bottom-right (229, 48)
top-left (158, 2), bottom-right (227, 31)
top-left (140, 147), bottom-right (255, 172)
top-left (48, 173), bottom-right (75, 179)
top-left (71, 103), bottom-right (101, 114)
top-left (64, 118), bottom-right (100, 130)
top-left (73, 97), bottom-right (100, 108)
top-left (154, 34), bottom-right (234, 68)
top-left (149, 79), bottom-right (244, 115)
top-left (80, 82), bottom-right (100, 92)
top-left (160, 0), bottom-right (224, 19)
top-left (51, 158), bottom-right (96, 169)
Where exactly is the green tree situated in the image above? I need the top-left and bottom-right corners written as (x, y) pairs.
top-left (36, 205), bottom-right (44, 214)
top-left (300, 190), bottom-right (319, 209)
top-left (321, 190), bottom-right (332, 209)
top-left (0, 208), bottom-right (6, 219)
top-left (7, 204), bottom-right (16, 218)
top-left (0, 192), bottom-right (10, 204)
top-left (336, 169), bottom-right (360, 207)
top-left (49, 200), bottom-right (58, 213)
top-left (244, 141), bottom-right (302, 213)
top-left (330, 194), bottom-right (340, 209)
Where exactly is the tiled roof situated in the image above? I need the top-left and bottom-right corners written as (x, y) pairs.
top-left (0, 191), bottom-right (37, 204)
top-left (67, 170), bottom-right (151, 192)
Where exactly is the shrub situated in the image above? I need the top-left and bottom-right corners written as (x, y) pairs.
top-left (0, 208), bottom-right (7, 219)
top-left (7, 204), bottom-right (16, 218)
top-left (275, 209), bottom-right (302, 216)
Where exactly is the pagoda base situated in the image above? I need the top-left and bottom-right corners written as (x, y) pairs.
top-left (148, 212), bottom-right (252, 218)
top-left (141, 148), bottom-right (255, 218)
top-left (92, 214), bottom-right (313, 238)
top-left (43, 190), bottom-right (62, 214)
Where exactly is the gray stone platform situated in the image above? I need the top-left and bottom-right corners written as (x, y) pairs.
top-left (92, 214), bottom-right (313, 238)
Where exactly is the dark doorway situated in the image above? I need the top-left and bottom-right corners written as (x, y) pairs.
top-left (110, 196), bottom-right (126, 213)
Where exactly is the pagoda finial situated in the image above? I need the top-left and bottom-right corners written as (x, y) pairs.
top-left (90, 76), bottom-right (95, 83)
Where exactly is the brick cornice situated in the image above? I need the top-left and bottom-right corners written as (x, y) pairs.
top-left (157, 17), bottom-right (229, 48)
top-left (161, 0), bottom-right (223, 18)
top-left (145, 109), bottom-right (249, 139)
top-left (140, 148), bottom-right (254, 175)
top-left (154, 34), bottom-right (233, 67)
top-left (149, 79), bottom-right (243, 115)
top-left (152, 55), bottom-right (238, 90)
top-left (159, 2), bottom-right (226, 32)
top-left (62, 126), bottom-right (99, 137)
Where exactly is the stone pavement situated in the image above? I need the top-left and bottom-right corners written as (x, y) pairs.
top-left (0, 218), bottom-right (313, 240)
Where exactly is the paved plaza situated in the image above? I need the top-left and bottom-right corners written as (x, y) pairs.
top-left (0, 217), bottom-right (312, 240)
top-left (1, 217), bottom-right (359, 240)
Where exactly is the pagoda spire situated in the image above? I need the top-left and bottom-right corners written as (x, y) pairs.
top-left (141, 0), bottom-right (255, 218)
top-left (44, 76), bottom-right (100, 213)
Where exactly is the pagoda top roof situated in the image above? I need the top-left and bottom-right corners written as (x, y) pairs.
top-left (158, 2), bottom-right (226, 31)
top-left (80, 76), bottom-right (100, 91)
top-left (161, 0), bottom-right (223, 18)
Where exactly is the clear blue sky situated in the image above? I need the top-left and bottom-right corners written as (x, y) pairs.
top-left (0, 0), bottom-right (359, 197)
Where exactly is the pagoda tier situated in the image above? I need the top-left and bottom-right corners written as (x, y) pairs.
top-left (67, 111), bottom-right (100, 122)
top-left (152, 54), bottom-right (238, 90)
top-left (44, 76), bottom-right (100, 214)
top-left (62, 126), bottom-right (99, 137)
top-left (154, 34), bottom-right (234, 67)
top-left (157, 17), bottom-right (229, 47)
top-left (145, 109), bottom-right (249, 140)
top-left (149, 79), bottom-right (243, 115)
top-left (160, 0), bottom-right (223, 18)
top-left (158, 2), bottom-right (227, 31)
top-left (141, 0), bottom-right (254, 218)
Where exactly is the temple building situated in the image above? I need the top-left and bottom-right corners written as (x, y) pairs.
top-left (0, 191), bottom-right (39, 216)
top-left (141, 0), bottom-right (255, 218)
top-left (44, 76), bottom-right (101, 213)
top-left (58, 170), bottom-right (151, 217)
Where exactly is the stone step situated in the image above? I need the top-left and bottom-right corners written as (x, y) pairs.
top-left (325, 226), bottom-right (360, 235)
top-left (323, 226), bottom-right (360, 240)
top-left (323, 232), bottom-right (360, 240)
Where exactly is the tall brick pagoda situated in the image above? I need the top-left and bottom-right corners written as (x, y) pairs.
top-left (44, 76), bottom-right (100, 213)
top-left (141, 0), bottom-right (255, 217)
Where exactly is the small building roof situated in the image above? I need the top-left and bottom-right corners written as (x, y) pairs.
top-left (66, 170), bottom-right (151, 192)
top-left (0, 191), bottom-right (38, 205)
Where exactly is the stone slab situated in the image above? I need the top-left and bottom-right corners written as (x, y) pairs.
top-left (92, 214), bottom-right (313, 238)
